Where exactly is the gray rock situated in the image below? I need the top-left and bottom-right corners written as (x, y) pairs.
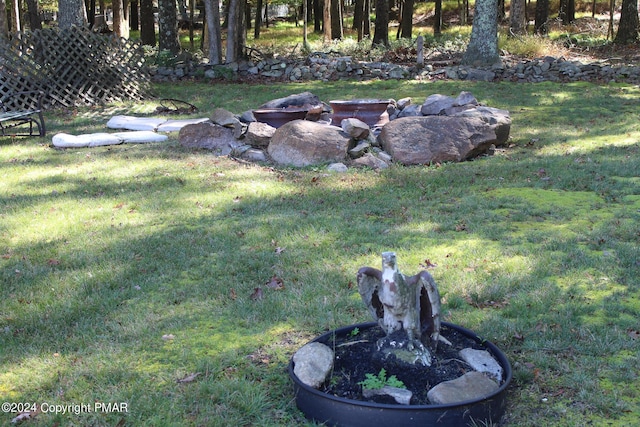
top-left (179, 122), bottom-right (239, 155)
top-left (459, 348), bottom-right (503, 383)
top-left (452, 106), bottom-right (511, 146)
top-left (268, 120), bottom-right (350, 167)
top-left (341, 118), bottom-right (370, 140)
top-left (362, 386), bottom-right (413, 405)
top-left (245, 122), bottom-right (276, 148)
top-left (427, 371), bottom-right (499, 404)
top-left (259, 91), bottom-right (322, 110)
top-left (353, 153), bottom-right (389, 170)
top-left (292, 342), bottom-right (334, 389)
top-left (348, 141), bottom-right (370, 158)
top-left (421, 94), bottom-right (455, 116)
top-left (398, 104), bottom-right (422, 118)
top-left (240, 148), bottom-right (267, 162)
top-left (327, 162), bottom-right (349, 173)
top-left (454, 91), bottom-right (478, 107)
top-left (379, 116), bottom-right (498, 165)
top-left (210, 108), bottom-right (241, 128)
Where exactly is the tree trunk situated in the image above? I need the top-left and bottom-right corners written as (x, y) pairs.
top-left (113, 0), bottom-right (130, 38)
top-left (0, 0), bottom-right (8, 37)
top-left (614, 0), bottom-right (639, 43)
top-left (434, 0), bottom-right (442, 36)
top-left (364, 0), bottom-right (371, 36)
top-left (510, 0), bottom-right (526, 35)
top-left (559, 0), bottom-right (575, 24)
top-left (130, 0), bottom-right (139, 30)
top-left (10, 0), bottom-right (19, 32)
top-left (354, 0), bottom-right (364, 39)
top-left (372, 0), bottom-right (389, 46)
top-left (26, 0), bottom-right (43, 30)
top-left (462, 0), bottom-right (499, 66)
top-left (58, 0), bottom-right (88, 29)
top-left (314, 0), bottom-right (322, 32)
top-left (205, 0), bottom-right (222, 63)
top-left (323, 0), bottom-right (331, 40)
top-left (400, 0), bottom-right (413, 38)
top-left (226, 0), bottom-right (245, 63)
top-left (158, 0), bottom-right (181, 53)
top-left (140, 0), bottom-right (156, 45)
top-left (330, 0), bottom-right (343, 39)
top-left (253, 0), bottom-right (262, 40)
top-left (534, 0), bottom-right (549, 34)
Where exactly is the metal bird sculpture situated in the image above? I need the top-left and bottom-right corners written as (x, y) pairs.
top-left (357, 252), bottom-right (443, 353)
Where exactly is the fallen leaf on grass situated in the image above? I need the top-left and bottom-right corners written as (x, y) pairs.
top-left (266, 275), bottom-right (285, 290)
top-left (274, 246), bottom-right (285, 255)
top-left (229, 288), bottom-right (237, 300)
top-left (177, 372), bottom-right (202, 383)
top-left (47, 258), bottom-right (61, 266)
top-left (162, 334), bottom-right (175, 340)
top-left (628, 329), bottom-right (640, 340)
top-left (250, 287), bottom-right (263, 300)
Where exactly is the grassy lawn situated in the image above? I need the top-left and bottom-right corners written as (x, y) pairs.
top-left (1, 79), bottom-right (639, 426)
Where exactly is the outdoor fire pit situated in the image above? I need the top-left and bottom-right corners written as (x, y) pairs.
top-left (330, 99), bottom-right (391, 127)
top-left (289, 252), bottom-right (512, 426)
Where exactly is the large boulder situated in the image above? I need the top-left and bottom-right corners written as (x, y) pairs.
top-left (378, 116), bottom-right (499, 165)
top-left (452, 106), bottom-right (511, 146)
top-left (268, 120), bottom-right (350, 167)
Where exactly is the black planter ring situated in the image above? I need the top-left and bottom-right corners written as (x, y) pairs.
top-left (289, 321), bottom-right (512, 427)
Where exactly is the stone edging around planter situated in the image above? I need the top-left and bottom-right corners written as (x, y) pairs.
top-left (148, 54), bottom-right (640, 84)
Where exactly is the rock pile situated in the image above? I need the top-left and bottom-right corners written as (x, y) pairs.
top-left (178, 91), bottom-right (511, 169)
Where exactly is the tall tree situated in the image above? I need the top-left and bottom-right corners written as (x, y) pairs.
top-left (433, 0), bottom-right (442, 36)
top-left (462, 0), bottom-right (499, 65)
top-left (158, 0), bottom-right (181, 53)
top-left (140, 0), bottom-right (156, 45)
top-left (323, 0), bottom-right (331, 40)
top-left (614, 0), bottom-right (639, 43)
top-left (25, 0), bottom-right (42, 30)
top-left (225, 0), bottom-right (245, 63)
top-left (313, 0), bottom-right (322, 32)
top-left (559, 0), bottom-right (575, 24)
top-left (0, 0), bottom-right (7, 36)
top-left (399, 0), bottom-right (413, 38)
top-left (113, 0), bottom-right (130, 38)
top-left (509, 0), bottom-right (526, 35)
top-left (372, 0), bottom-right (389, 46)
top-left (254, 0), bottom-right (263, 38)
top-left (205, 0), bottom-right (222, 63)
top-left (534, 0), bottom-right (549, 34)
top-left (58, 0), bottom-right (88, 28)
top-left (330, 0), bottom-right (342, 39)
top-left (10, 0), bottom-right (20, 31)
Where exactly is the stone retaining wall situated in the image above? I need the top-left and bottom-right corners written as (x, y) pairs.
top-left (149, 54), bottom-right (640, 84)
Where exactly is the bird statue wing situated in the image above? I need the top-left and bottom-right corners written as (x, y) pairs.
top-left (356, 266), bottom-right (384, 324)
top-left (406, 270), bottom-right (443, 347)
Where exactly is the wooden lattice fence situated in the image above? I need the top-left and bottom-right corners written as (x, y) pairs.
top-left (0, 28), bottom-right (152, 109)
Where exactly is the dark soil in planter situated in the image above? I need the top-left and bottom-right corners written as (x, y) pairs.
top-left (318, 324), bottom-right (501, 405)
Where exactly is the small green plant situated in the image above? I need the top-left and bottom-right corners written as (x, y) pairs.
top-left (358, 368), bottom-right (406, 390)
top-left (349, 327), bottom-right (360, 337)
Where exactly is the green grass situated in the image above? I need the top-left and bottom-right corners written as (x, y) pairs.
top-left (1, 80), bottom-right (639, 426)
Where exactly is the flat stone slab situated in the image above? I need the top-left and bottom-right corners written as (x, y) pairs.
top-left (427, 371), bottom-right (498, 404)
top-left (52, 131), bottom-right (168, 148)
top-left (106, 115), bottom-right (209, 132)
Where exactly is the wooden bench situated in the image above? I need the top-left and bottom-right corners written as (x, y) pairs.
top-left (0, 90), bottom-right (46, 137)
